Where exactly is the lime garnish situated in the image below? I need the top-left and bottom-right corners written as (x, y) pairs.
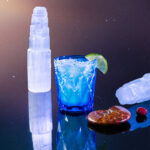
top-left (85, 53), bottom-right (108, 74)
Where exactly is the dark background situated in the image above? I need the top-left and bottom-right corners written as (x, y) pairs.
top-left (0, 0), bottom-right (150, 149)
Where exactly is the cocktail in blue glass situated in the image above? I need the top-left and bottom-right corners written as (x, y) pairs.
top-left (54, 55), bottom-right (97, 113)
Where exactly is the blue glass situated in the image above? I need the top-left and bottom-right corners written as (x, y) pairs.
top-left (54, 55), bottom-right (97, 113)
top-left (28, 91), bottom-right (52, 150)
top-left (56, 111), bottom-right (96, 150)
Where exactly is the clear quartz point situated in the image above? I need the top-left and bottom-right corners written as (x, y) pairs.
top-left (116, 73), bottom-right (150, 105)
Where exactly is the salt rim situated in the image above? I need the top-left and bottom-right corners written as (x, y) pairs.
top-left (54, 58), bottom-right (97, 67)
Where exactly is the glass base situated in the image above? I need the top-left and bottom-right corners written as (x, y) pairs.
top-left (59, 105), bottom-right (93, 115)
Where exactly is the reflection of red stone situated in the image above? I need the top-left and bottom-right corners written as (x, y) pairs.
top-left (136, 107), bottom-right (147, 116)
top-left (87, 106), bottom-right (131, 125)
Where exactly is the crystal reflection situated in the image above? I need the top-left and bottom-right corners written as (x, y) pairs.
top-left (28, 91), bottom-right (52, 150)
top-left (128, 100), bottom-right (150, 131)
top-left (57, 112), bottom-right (96, 150)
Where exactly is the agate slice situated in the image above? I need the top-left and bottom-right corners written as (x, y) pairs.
top-left (87, 106), bottom-right (131, 125)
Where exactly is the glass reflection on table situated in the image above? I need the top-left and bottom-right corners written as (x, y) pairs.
top-left (56, 112), bottom-right (96, 150)
top-left (28, 91), bottom-right (52, 150)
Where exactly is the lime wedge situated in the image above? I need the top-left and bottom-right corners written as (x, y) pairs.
top-left (85, 53), bottom-right (108, 74)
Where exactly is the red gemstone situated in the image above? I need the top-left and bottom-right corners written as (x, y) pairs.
top-left (136, 107), bottom-right (147, 116)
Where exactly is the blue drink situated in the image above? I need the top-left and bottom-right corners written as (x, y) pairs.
top-left (54, 55), bottom-right (97, 113)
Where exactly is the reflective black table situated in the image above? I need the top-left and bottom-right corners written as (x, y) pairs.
top-left (0, 0), bottom-right (150, 149)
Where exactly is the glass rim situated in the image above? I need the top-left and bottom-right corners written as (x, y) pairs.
top-left (54, 55), bottom-right (86, 61)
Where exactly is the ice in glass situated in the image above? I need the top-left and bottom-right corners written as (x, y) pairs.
top-left (54, 55), bottom-right (97, 112)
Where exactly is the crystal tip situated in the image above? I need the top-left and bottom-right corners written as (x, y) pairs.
top-left (33, 6), bottom-right (47, 16)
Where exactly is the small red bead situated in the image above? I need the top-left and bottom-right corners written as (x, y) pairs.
top-left (136, 107), bottom-right (147, 116)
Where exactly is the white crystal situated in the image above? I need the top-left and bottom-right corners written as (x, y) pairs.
top-left (28, 7), bottom-right (51, 93)
top-left (28, 91), bottom-right (52, 150)
top-left (116, 73), bottom-right (150, 105)
top-left (32, 133), bottom-right (52, 150)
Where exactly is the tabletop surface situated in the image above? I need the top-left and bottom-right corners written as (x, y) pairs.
top-left (0, 0), bottom-right (150, 150)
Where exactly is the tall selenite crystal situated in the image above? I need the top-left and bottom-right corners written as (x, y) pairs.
top-left (116, 73), bottom-right (150, 105)
top-left (28, 7), bottom-right (51, 93)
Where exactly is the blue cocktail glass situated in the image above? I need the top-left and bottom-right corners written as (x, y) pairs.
top-left (54, 55), bottom-right (97, 113)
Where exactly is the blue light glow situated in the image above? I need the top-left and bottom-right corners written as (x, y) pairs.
top-left (128, 100), bottom-right (150, 131)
